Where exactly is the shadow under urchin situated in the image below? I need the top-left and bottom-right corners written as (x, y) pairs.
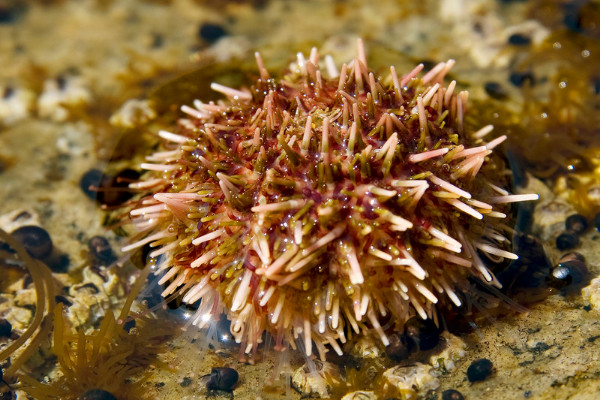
top-left (121, 39), bottom-right (539, 361)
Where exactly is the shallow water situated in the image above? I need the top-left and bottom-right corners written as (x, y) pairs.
top-left (1, 1), bottom-right (600, 399)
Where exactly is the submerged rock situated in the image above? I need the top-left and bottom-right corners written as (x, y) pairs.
top-left (291, 360), bottom-right (343, 398)
top-left (382, 363), bottom-right (439, 398)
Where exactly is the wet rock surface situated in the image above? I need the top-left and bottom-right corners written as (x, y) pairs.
top-left (0, 1), bottom-right (599, 400)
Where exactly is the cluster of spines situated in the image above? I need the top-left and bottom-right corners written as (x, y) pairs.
top-left (124, 39), bottom-right (538, 360)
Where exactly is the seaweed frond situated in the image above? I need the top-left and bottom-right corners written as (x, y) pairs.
top-left (0, 228), bottom-right (55, 379)
top-left (19, 267), bottom-right (174, 400)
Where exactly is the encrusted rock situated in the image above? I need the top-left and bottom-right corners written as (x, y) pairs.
top-left (502, 20), bottom-right (550, 46)
top-left (66, 265), bottom-right (122, 328)
top-left (291, 360), bottom-right (343, 398)
top-left (429, 331), bottom-right (467, 372)
top-left (0, 294), bottom-right (33, 331)
top-left (349, 334), bottom-right (383, 359)
top-left (382, 362), bottom-right (439, 399)
top-left (13, 286), bottom-right (37, 308)
top-left (55, 123), bottom-right (94, 157)
top-left (37, 75), bottom-right (91, 122)
top-left (532, 199), bottom-right (574, 241)
top-left (582, 276), bottom-right (600, 311)
top-left (201, 36), bottom-right (252, 63)
top-left (0, 85), bottom-right (35, 126)
top-left (586, 184), bottom-right (600, 207)
top-left (341, 390), bottom-right (377, 400)
top-left (0, 209), bottom-right (41, 233)
top-left (109, 99), bottom-right (156, 129)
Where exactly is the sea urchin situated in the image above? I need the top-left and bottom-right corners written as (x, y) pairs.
top-left (123, 40), bottom-right (538, 360)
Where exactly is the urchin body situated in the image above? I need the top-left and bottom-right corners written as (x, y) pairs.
top-left (124, 41), bottom-right (537, 359)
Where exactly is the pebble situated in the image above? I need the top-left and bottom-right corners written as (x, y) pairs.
top-left (466, 358), bottom-right (494, 382)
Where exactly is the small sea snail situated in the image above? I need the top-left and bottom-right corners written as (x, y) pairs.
top-left (466, 358), bottom-right (494, 382)
top-left (80, 389), bottom-right (118, 400)
top-left (11, 225), bottom-right (53, 259)
top-left (205, 367), bottom-right (239, 391)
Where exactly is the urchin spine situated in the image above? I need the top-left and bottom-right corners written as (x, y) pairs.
top-left (124, 39), bottom-right (538, 360)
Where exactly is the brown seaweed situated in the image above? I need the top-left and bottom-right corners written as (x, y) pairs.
top-left (0, 228), bottom-right (55, 379)
top-left (18, 266), bottom-right (175, 400)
